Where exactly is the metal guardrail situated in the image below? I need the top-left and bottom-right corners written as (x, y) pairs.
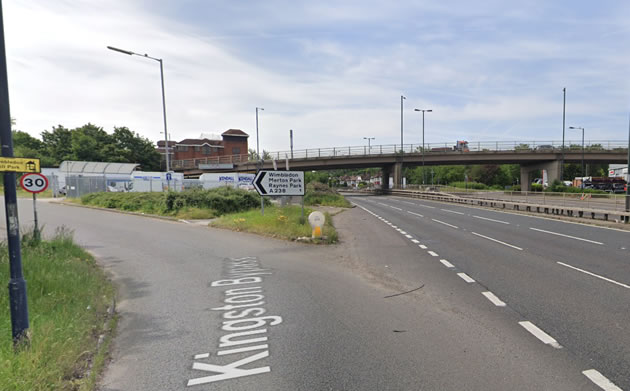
top-left (171, 140), bottom-right (629, 170)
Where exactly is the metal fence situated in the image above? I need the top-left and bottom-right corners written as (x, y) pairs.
top-left (66, 176), bottom-right (108, 198)
top-left (171, 139), bottom-right (628, 169)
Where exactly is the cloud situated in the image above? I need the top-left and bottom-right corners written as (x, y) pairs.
top-left (4, 0), bottom-right (629, 157)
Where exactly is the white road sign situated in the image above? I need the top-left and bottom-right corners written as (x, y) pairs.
top-left (253, 170), bottom-right (305, 196)
top-left (20, 173), bottom-right (49, 193)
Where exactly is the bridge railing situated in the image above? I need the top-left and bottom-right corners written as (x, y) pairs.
top-left (171, 140), bottom-right (628, 169)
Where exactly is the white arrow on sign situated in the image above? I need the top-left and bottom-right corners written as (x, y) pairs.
top-left (254, 170), bottom-right (305, 196)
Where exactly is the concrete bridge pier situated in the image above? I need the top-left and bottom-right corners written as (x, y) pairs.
top-left (393, 162), bottom-right (403, 189)
top-left (381, 165), bottom-right (391, 190)
top-left (520, 160), bottom-right (561, 192)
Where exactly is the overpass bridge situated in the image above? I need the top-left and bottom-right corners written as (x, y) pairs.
top-left (172, 140), bottom-right (629, 191)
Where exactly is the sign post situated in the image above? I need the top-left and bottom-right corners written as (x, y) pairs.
top-left (0, 3), bottom-right (37, 345)
top-left (253, 170), bottom-right (305, 216)
top-left (20, 173), bottom-right (49, 242)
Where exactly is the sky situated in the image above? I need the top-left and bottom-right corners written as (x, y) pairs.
top-left (3, 0), bottom-right (630, 154)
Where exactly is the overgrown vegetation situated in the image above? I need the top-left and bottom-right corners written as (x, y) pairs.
top-left (0, 228), bottom-right (115, 391)
top-left (79, 187), bottom-right (266, 218)
top-left (211, 205), bottom-right (338, 244)
top-left (304, 181), bottom-right (351, 207)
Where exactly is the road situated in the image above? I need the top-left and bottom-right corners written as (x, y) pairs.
top-left (1, 198), bottom-right (627, 390)
top-left (349, 194), bottom-right (629, 390)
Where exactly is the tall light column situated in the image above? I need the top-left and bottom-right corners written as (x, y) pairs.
top-left (414, 108), bottom-right (433, 185)
top-left (107, 46), bottom-right (170, 171)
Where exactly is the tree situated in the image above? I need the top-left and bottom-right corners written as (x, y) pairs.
top-left (42, 125), bottom-right (73, 163)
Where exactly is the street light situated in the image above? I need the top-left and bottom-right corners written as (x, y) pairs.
top-left (400, 95), bottom-right (406, 152)
top-left (569, 126), bottom-right (585, 184)
top-left (363, 137), bottom-right (375, 151)
top-left (107, 46), bottom-right (171, 172)
top-left (414, 108), bottom-right (433, 185)
top-left (256, 107), bottom-right (264, 160)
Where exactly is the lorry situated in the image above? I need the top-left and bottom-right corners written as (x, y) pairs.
top-left (430, 140), bottom-right (469, 152)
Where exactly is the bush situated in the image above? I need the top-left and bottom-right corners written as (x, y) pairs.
top-left (81, 187), bottom-right (265, 216)
top-left (304, 182), bottom-right (351, 207)
top-left (450, 181), bottom-right (488, 190)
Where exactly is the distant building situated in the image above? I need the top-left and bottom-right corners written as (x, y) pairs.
top-left (157, 129), bottom-right (249, 166)
top-left (608, 164), bottom-right (628, 181)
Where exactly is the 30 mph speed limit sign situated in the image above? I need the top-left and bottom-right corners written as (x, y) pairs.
top-left (20, 173), bottom-right (49, 193)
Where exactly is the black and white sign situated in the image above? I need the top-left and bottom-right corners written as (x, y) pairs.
top-left (20, 173), bottom-right (49, 193)
top-left (254, 171), bottom-right (305, 196)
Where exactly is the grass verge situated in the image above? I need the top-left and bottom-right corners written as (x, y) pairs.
top-left (304, 182), bottom-right (352, 208)
top-left (0, 228), bottom-right (116, 391)
top-left (211, 205), bottom-right (338, 244)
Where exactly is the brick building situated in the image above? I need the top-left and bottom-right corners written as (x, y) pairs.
top-left (157, 129), bottom-right (249, 163)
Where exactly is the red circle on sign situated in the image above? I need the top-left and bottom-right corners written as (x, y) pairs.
top-left (20, 173), bottom-right (49, 194)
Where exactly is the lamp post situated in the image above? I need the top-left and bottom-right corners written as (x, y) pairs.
top-left (400, 95), bottom-right (406, 152)
top-left (107, 46), bottom-right (170, 172)
top-left (414, 108), bottom-right (433, 185)
top-left (569, 126), bottom-right (585, 185)
top-left (289, 129), bottom-right (293, 159)
top-left (626, 114), bottom-right (629, 218)
top-left (561, 88), bottom-right (566, 180)
top-left (255, 107), bottom-right (265, 214)
top-left (363, 137), bottom-right (375, 152)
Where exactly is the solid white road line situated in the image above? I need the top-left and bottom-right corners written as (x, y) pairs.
top-left (518, 321), bottom-right (562, 349)
top-left (471, 232), bottom-right (523, 251)
top-left (439, 259), bottom-right (454, 268)
top-left (419, 245), bottom-right (428, 249)
top-left (582, 369), bottom-right (623, 391)
top-left (482, 291), bottom-right (506, 307)
top-left (557, 262), bottom-right (630, 289)
top-left (411, 239), bottom-right (420, 243)
top-left (473, 215), bottom-right (510, 224)
top-left (441, 208), bottom-right (465, 215)
top-left (390, 205), bottom-right (403, 211)
top-left (427, 251), bottom-right (439, 257)
top-left (431, 218), bottom-right (459, 229)
top-left (457, 273), bottom-right (475, 283)
top-left (530, 227), bottom-right (604, 245)
top-left (407, 211), bottom-right (424, 218)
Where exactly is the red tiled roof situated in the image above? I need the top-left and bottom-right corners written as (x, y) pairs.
top-left (221, 129), bottom-right (249, 137)
top-left (177, 138), bottom-right (224, 146)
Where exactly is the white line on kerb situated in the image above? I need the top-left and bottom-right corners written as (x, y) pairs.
top-left (582, 369), bottom-right (623, 391)
top-left (557, 262), bottom-right (630, 289)
top-left (411, 239), bottom-right (420, 243)
top-left (482, 291), bottom-right (506, 307)
top-left (431, 219), bottom-right (459, 229)
top-left (473, 215), bottom-right (510, 224)
top-left (419, 245), bottom-right (428, 249)
top-left (530, 227), bottom-right (604, 245)
top-left (439, 259), bottom-right (454, 268)
top-left (441, 209), bottom-right (465, 215)
top-left (457, 273), bottom-right (475, 283)
top-left (518, 321), bottom-right (562, 349)
top-left (390, 205), bottom-right (403, 211)
top-left (427, 251), bottom-right (439, 257)
top-left (407, 211), bottom-right (424, 218)
top-left (194, 353), bottom-right (210, 359)
top-left (471, 232), bottom-right (523, 251)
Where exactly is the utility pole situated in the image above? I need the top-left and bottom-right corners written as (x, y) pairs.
top-left (0, 2), bottom-right (29, 345)
top-left (290, 129), bottom-right (293, 159)
top-left (626, 113), bottom-right (629, 220)
top-left (561, 88), bottom-right (566, 180)
top-left (256, 107), bottom-right (264, 215)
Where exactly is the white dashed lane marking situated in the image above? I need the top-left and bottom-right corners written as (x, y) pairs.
top-left (419, 245), bottom-right (427, 249)
top-left (530, 227), bottom-right (604, 245)
top-left (194, 353), bottom-right (210, 359)
top-left (407, 211), bottom-right (424, 218)
top-left (427, 251), bottom-right (439, 257)
top-left (582, 369), bottom-right (623, 391)
top-left (518, 321), bottom-right (562, 349)
top-left (557, 262), bottom-right (630, 289)
top-left (457, 273), bottom-right (475, 283)
top-left (439, 259), bottom-right (454, 268)
top-left (482, 291), bottom-right (506, 307)
top-left (473, 215), bottom-right (510, 225)
top-left (431, 218), bottom-right (459, 229)
top-left (411, 239), bottom-right (420, 244)
top-left (441, 209), bottom-right (465, 215)
top-left (471, 232), bottom-right (523, 251)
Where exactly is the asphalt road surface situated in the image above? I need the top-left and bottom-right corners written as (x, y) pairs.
top-left (2, 197), bottom-right (628, 390)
